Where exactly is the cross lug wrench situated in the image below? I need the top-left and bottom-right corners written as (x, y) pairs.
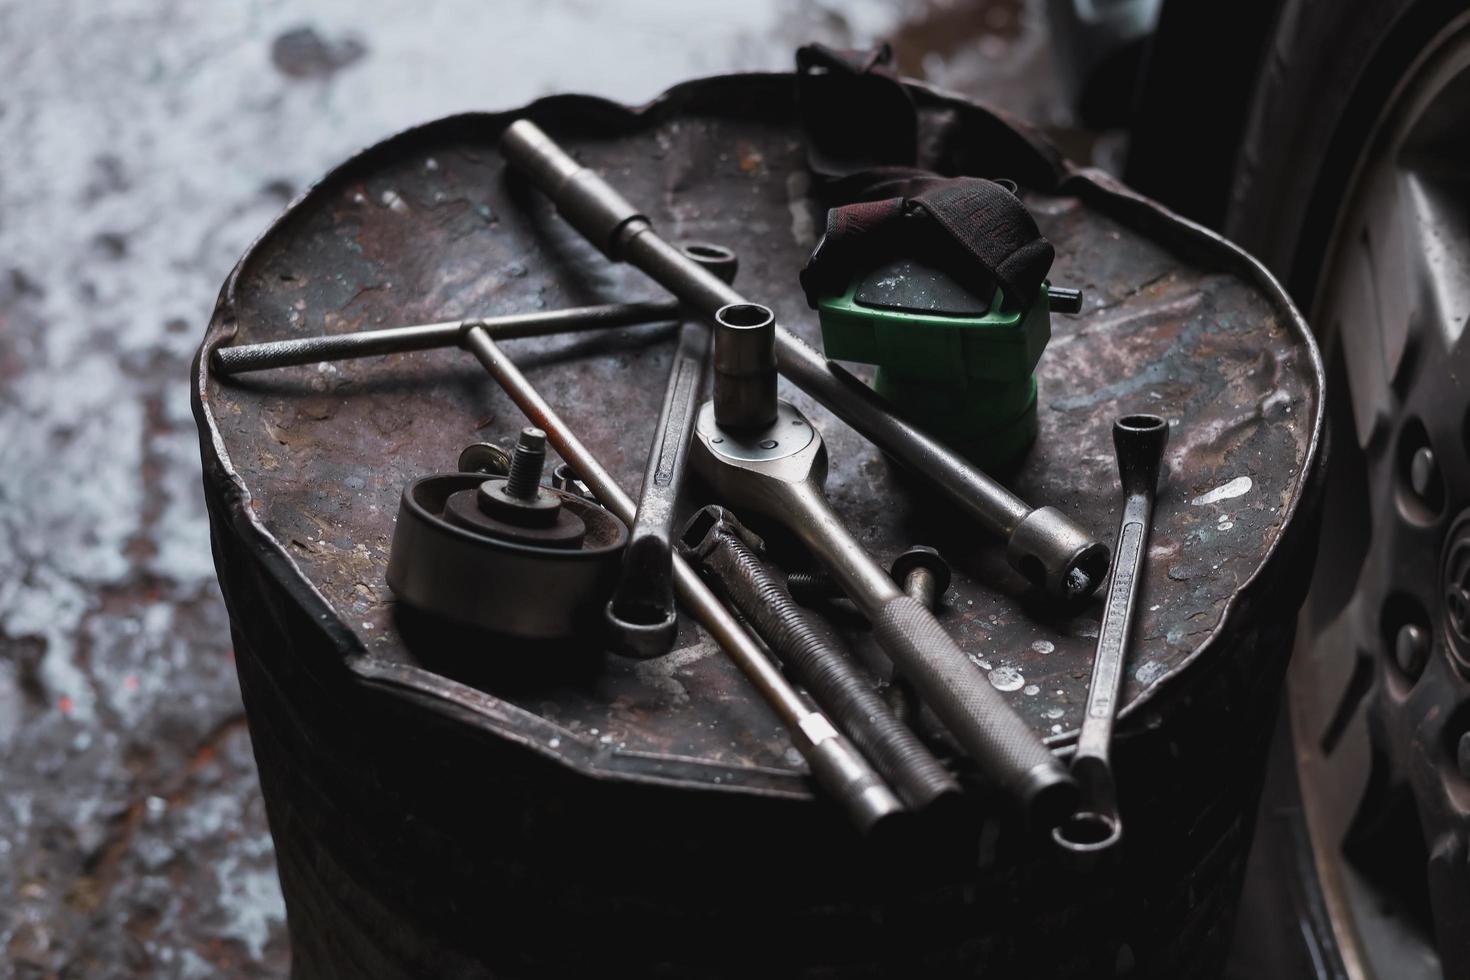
top-left (688, 304), bottom-right (1077, 829)
top-left (1054, 414), bottom-right (1168, 855)
top-left (498, 119), bottom-right (1108, 601)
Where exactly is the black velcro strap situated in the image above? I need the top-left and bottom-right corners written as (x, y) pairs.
top-left (799, 175), bottom-right (1053, 308)
top-left (795, 43), bottom-right (917, 179)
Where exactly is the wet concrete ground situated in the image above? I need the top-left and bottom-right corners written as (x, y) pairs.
top-left (0, 1), bottom-right (1074, 975)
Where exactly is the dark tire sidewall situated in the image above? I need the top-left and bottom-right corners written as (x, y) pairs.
top-left (1227, 0), bottom-right (1470, 307)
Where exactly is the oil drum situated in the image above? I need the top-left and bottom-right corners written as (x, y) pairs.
top-left (192, 73), bottom-right (1325, 978)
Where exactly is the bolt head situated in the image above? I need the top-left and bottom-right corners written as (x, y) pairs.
top-left (516, 427), bottom-right (548, 452)
top-left (890, 546), bottom-right (952, 599)
top-left (1410, 446), bottom-right (1438, 500)
top-left (1394, 623), bottom-right (1428, 678)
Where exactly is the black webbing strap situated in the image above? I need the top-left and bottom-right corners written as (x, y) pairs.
top-left (794, 43), bottom-right (1054, 308)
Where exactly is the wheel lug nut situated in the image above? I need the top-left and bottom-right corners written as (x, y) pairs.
top-left (1410, 446), bottom-right (1438, 500)
top-left (1395, 623), bottom-right (1428, 678)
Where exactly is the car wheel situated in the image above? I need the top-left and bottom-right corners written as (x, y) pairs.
top-left (1228, 2), bottom-right (1470, 977)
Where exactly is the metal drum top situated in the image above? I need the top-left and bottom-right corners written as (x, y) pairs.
top-left (195, 75), bottom-right (1323, 797)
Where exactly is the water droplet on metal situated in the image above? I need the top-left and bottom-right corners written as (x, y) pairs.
top-left (989, 666), bottom-right (1024, 692)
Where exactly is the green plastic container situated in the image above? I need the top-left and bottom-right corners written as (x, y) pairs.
top-left (818, 270), bottom-right (1058, 467)
top-left (817, 281), bottom-right (1054, 386)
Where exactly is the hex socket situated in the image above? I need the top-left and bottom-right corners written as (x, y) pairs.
top-left (713, 303), bottom-right (778, 431)
top-left (1114, 414), bottom-right (1169, 498)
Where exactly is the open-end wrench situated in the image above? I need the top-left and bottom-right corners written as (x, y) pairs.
top-left (498, 119), bottom-right (1109, 601)
top-left (459, 323), bottom-right (904, 833)
top-left (210, 300), bottom-right (680, 375)
top-left (688, 303), bottom-right (1077, 829)
top-left (605, 243), bottom-right (738, 657)
top-left (1053, 414), bottom-right (1168, 855)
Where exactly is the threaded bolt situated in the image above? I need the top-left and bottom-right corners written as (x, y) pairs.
top-left (785, 569), bottom-right (840, 602)
top-left (504, 427), bottom-right (548, 500)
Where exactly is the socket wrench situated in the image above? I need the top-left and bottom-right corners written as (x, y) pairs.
top-left (688, 304), bottom-right (1077, 828)
top-left (498, 119), bottom-right (1108, 600)
top-left (1053, 414), bottom-right (1168, 854)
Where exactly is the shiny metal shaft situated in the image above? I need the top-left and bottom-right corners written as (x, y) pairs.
top-left (1054, 414), bottom-right (1168, 856)
top-left (778, 481), bottom-right (1077, 829)
top-left (680, 505), bottom-right (960, 811)
top-left (210, 300), bottom-right (679, 374)
top-left (499, 119), bottom-right (1107, 599)
top-left (460, 325), bottom-right (902, 833)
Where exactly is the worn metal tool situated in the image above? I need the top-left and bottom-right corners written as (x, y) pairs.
top-left (498, 119), bottom-right (1107, 600)
top-left (210, 300), bottom-right (680, 374)
top-left (458, 323), bottom-right (903, 832)
top-left (688, 302), bottom-right (1077, 828)
top-left (680, 505), bottom-right (960, 811)
top-left (1053, 414), bottom-right (1168, 855)
top-left (385, 427), bottom-right (629, 641)
top-left (887, 546), bottom-right (952, 724)
top-left (605, 243), bottom-right (738, 657)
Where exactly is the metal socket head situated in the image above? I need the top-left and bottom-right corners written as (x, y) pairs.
top-left (551, 462), bottom-right (594, 500)
top-left (679, 241), bottom-right (739, 285)
top-left (1114, 414), bottom-right (1169, 498)
top-left (713, 303), bottom-right (778, 431)
top-left (691, 400), bottom-right (824, 514)
top-left (1008, 507), bottom-right (1111, 600)
top-left (679, 505), bottom-right (766, 561)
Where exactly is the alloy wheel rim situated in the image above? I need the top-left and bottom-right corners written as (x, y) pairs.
top-left (1290, 11), bottom-right (1470, 979)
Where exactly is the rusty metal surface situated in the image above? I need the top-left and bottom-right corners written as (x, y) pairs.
top-left (198, 78), bottom-right (1321, 793)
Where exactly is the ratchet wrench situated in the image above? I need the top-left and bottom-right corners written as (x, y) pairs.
top-left (689, 302), bottom-right (1078, 829)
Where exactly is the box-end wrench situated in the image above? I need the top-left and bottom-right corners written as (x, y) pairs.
top-left (498, 119), bottom-right (1109, 601)
top-left (688, 303), bottom-right (1077, 829)
top-left (605, 243), bottom-right (738, 657)
top-left (1053, 414), bottom-right (1168, 855)
top-left (458, 324), bottom-right (903, 833)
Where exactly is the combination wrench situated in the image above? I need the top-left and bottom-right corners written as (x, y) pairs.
top-left (604, 243), bottom-right (738, 657)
